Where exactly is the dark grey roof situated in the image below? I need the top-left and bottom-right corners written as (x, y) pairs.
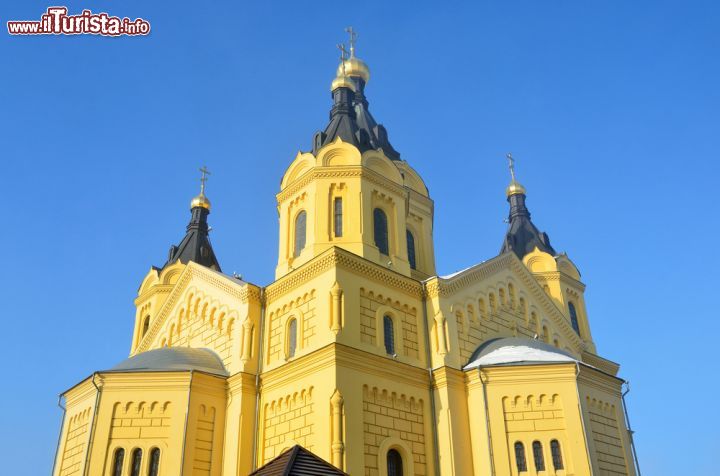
top-left (464, 337), bottom-right (576, 370)
top-left (108, 347), bottom-right (228, 376)
top-left (312, 75), bottom-right (400, 160)
top-left (250, 445), bottom-right (348, 476)
top-left (500, 192), bottom-right (556, 259)
top-left (162, 205), bottom-right (221, 272)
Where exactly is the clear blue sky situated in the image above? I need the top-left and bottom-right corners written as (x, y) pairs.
top-left (2, 1), bottom-right (718, 474)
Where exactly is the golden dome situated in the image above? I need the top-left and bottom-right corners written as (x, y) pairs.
top-left (330, 74), bottom-right (356, 92)
top-left (190, 193), bottom-right (211, 210)
top-left (506, 180), bottom-right (527, 197)
top-left (336, 57), bottom-right (370, 83)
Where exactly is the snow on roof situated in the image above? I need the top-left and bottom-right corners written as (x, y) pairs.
top-left (439, 261), bottom-right (484, 280)
top-left (463, 337), bottom-right (577, 370)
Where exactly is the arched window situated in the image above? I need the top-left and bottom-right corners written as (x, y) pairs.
top-left (568, 302), bottom-right (580, 335)
top-left (514, 442), bottom-right (527, 472)
top-left (373, 208), bottom-right (389, 255)
top-left (287, 318), bottom-right (297, 358)
top-left (406, 230), bottom-right (417, 270)
top-left (142, 316), bottom-right (150, 337)
top-left (532, 441), bottom-right (545, 471)
top-left (112, 448), bottom-right (125, 476)
top-left (148, 448), bottom-right (160, 476)
top-left (130, 448), bottom-right (142, 476)
top-left (334, 197), bottom-right (343, 237)
top-left (387, 448), bottom-right (403, 476)
top-left (294, 211), bottom-right (307, 257)
top-left (550, 439), bottom-right (564, 470)
top-left (383, 315), bottom-right (395, 355)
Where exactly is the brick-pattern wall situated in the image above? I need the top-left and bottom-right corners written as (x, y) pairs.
top-left (267, 291), bottom-right (317, 363)
top-left (362, 385), bottom-right (426, 476)
top-left (262, 387), bottom-right (314, 463)
top-left (360, 289), bottom-right (420, 358)
top-left (586, 398), bottom-right (628, 475)
top-left (454, 301), bottom-right (539, 363)
top-left (502, 394), bottom-right (565, 433)
top-left (160, 291), bottom-right (238, 368)
top-left (360, 292), bottom-right (377, 345)
top-left (193, 405), bottom-right (216, 475)
top-left (109, 401), bottom-right (172, 440)
top-left (58, 407), bottom-right (92, 476)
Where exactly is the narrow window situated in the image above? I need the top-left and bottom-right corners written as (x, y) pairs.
top-left (514, 442), bottom-right (527, 472)
top-left (387, 448), bottom-right (403, 476)
top-left (568, 302), bottom-right (580, 335)
top-left (294, 210), bottom-right (307, 257)
top-left (288, 318), bottom-right (297, 358)
top-left (383, 315), bottom-right (395, 355)
top-left (142, 316), bottom-right (150, 337)
top-left (130, 448), bottom-right (142, 476)
top-left (148, 448), bottom-right (160, 476)
top-left (334, 197), bottom-right (343, 237)
top-left (406, 230), bottom-right (417, 270)
top-left (532, 441), bottom-right (545, 471)
top-left (112, 448), bottom-right (125, 476)
top-left (373, 208), bottom-right (389, 255)
top-left (551, 439), bottom-right (564, 470)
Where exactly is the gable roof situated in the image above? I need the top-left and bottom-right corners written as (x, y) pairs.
top-left (250, 445), bottom-right (348, 476)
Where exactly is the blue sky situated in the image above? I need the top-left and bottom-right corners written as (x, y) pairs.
top-left (1, 1), bottom-right (718, 474)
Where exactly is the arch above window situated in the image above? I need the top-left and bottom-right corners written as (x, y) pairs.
top-left (406, 230), bottom-right (416, 270)
top-left (568, 301), bottom-right (581, 335)
top-left (130, 448), bottom-right (142, 476)
top-left (387, 448), bottom-right (403, 476)
top-left (374, 208), bottom-right (389, 255)
top-left (142, 316), bottom-right (150, 337)
top-left (334, 197), bottom-right (343, 237)
top-left (148, 448), bottom-right (161, 476)
top-left (514, 441), bottom-right (527, 472)
top-left (287, 318), bottom-right (298, 358)
top-left (383, 315), bottom-right (395, 355)
top-left (532, 441), bottom-right (545, 471)
top-left (112, 448), bottom-right (125, 476)
top-left (551, 439), bottom-right (564, 470)
top-left (294, 210), bottom-right (307, 257)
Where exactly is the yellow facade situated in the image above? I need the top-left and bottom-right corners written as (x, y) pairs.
top-left (53, 43), bottom-right (638, 476)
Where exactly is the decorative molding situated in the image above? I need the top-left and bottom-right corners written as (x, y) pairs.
top-left (266, 247), bottom-right (423, 302)
top-left (426, 253), bottom-right (583, 349)
top-left (276, 165), bottom-right (409, 204)
top-left (135, 262), bottom-right (257, 353)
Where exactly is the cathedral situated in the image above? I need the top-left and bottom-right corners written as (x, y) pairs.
top-left (53, 32), bottom-right (640, 476)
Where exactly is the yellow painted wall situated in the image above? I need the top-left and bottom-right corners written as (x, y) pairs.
top-left (54, 139), bottom-right (636, 476)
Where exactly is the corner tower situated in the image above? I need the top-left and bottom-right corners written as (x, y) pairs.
top-left (275, 38), bottom-right (436, 280)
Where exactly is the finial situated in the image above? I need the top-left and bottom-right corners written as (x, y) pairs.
top-left (506, 153), bottom-right (516, 182)
top-left (199, 165), bottom-right (211, 194)
top-left (505, 153), bottom-right (526, 197)
top-left (345, 26), bottom-right (357, 57)
top-left (337, 43), bottom-right (349, 75)
top-left (191, 166), bottom-right (212, 210)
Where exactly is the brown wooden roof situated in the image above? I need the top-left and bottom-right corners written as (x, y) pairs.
top-left (249, 445), bottom-right (348, 476)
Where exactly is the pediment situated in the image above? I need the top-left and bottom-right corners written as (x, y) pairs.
top-left (432, 252), bottom-right (583, 351)
top-left (134, 262), bottom-right (259, 355)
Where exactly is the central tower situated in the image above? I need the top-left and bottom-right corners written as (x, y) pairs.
top-left (275, 39), bottom-right (436, 280)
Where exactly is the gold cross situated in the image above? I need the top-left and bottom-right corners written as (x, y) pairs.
top-left (199, 166), bottom-right (211, 194)
top-left (345, 26), bottom-right (357, 57)
top-left (506, 153), bottom-right (517, 182)
top-left (337, 43), bottom-right (349, 75)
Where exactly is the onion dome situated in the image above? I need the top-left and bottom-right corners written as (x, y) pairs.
top-left (161, 167), bottom-right (221, 271)
top-left (336, 56), bottom-right (370, 83)
top-left (500, 154), bottom-right (556, 259)
top-left (330, 74), bottom-right (356, 92)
